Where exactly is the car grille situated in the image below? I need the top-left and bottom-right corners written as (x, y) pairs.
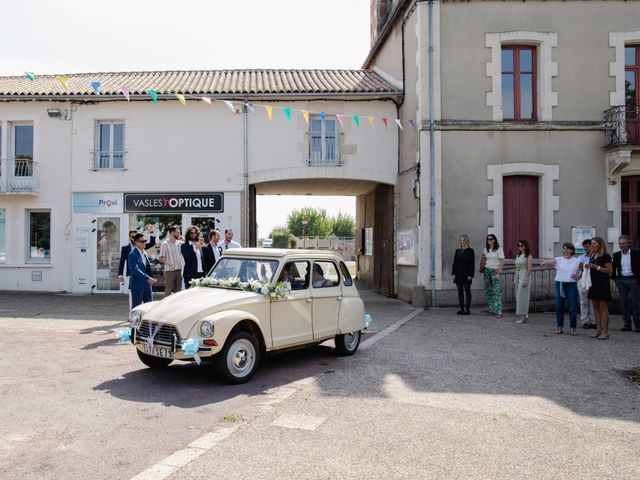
top-left (137, 321), bottom-right (181, 349)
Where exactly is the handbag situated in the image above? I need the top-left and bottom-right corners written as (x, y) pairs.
top-left (479, 255), bottom-right (486, 273)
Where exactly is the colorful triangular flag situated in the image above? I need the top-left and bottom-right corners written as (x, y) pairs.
top-left (302, 110), bottom-right (309, 125)
top-left (121, 87), bottom-right (130, 101)
top-left (353, 115), bottom-right (360, 127)
top-left (25, 71), bottom-right (35, 81)
top-left (148, 90), bottom-right (158, 103)
top-left (395, 119), bottom-right (403, 130)
top-left (201, 97), bottom-right (212, 107)
top-left (265, 106), bottom-right (273, 120)
top-left (336, 114), bottom-right (344, 127)
top-left (283, 107), bottom-right (291, 122)
top-left (55, 75), bottom-right (69, 90)
top-left (408, 119), bottom-right (417, 129)
top-left (246, 102), bottom-right (255, 113)
top-left (223, 100), bottom-right (235, 113)
top-left (382, 118), bottom-right (389, 129)
top-left (91, 81), bottom-right (101, 95)
top-left (175, 94), bottom-right (186, 106)
top-left (368, 116), bottom-right (375, 128)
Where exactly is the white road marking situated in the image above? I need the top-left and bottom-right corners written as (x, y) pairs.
top-left (271, 413), bottom-right (326, 431)
top-left (360, 308), bottom-right (423, 350)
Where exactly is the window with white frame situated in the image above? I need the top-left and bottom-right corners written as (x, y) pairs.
top-left (27, 210), bottom-right (51, 263)
top-left (13, 123), bottom-right (34, 176)
top-left (309, 115), bottom-right (340, 165)
top-left (0, 209), bottom-right (6, 263)
top-left (95, 121), bottom-right (124, 169)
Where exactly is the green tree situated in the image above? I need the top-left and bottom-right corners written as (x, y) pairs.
top-left (287, 207), bottom-right (333, 237)
top-left (332, 212), bottom-right (355, 238)
top-left (269, 227), bottom-right (297, 248)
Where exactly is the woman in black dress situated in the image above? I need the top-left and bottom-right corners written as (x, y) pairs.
top-left (452, 234), bottom-right (475, 315)
top-left (585, 236), bottom-right (612, 339)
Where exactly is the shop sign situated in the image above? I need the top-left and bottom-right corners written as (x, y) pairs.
top-left (124, 193), bottom-right (224, 213)
top-left (73, 193), bottom-right (123, 214)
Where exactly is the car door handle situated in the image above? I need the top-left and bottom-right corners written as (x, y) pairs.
top-left (305, 298), bottom-right (313, 303)
top-left (336, 296), bottom-right (343, 301)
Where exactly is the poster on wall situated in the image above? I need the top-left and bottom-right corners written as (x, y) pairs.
top-left (571, 226), bottom-right (596, 254)
top-left (96, 217), bottom-right (121, 291)
top-left (397, 227), bottom-right (418, 266)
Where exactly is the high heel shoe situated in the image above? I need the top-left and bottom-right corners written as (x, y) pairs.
top-left (516, 315), bottom-right (528, 324)
top-left (597, 333), bottom-right (609, 340)
top-left (590, 331), bottom-right (602, 338)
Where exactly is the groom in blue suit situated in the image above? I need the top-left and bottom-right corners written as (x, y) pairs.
top-left (128, 234), bottom-right (157, 309)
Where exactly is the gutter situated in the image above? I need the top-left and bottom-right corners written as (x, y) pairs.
top-left (428, 0), bottom-right (436, 307)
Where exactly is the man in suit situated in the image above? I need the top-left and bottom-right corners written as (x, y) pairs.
top-left (118, 229), bottom-right (156, 286)
top-left (181, 225), bottom-right (206, 289)
top-left (203, 229), bottom-right (222, 274)
top-left (128, 234), bottom-right (157, 309)
top-left (612, 235), bottom-right (640, 332)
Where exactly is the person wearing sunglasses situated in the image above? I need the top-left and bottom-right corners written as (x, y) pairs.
top-left (514, 240), bottom-right (533, 323)
top-left (128, 233), bottom-right (157, 309)
top-left (482, 234), bottom-right (505, 318)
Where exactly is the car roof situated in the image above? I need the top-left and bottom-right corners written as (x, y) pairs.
top-left (221, 248), bottom-right (345, 261)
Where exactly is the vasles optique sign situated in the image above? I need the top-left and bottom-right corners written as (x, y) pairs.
top-left (124, 193), bottom-right (224, 212)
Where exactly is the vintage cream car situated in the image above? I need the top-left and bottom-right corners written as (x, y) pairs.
top-left (129, 248), bottom-right (366, 383)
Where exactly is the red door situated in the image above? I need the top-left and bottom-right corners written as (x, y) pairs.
top-left (621, 175), bottom-right (640, 248)
top-left (503, 176), bottom-right (539, 258)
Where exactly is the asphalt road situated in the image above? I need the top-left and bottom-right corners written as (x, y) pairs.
top-left (1, 290), bottom-right (639, 480)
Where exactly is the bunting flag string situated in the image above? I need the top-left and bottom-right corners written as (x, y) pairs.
top-left (55, 75), bottom-right (69, 90)
top-left (17, 70), bottom-right (421, 130)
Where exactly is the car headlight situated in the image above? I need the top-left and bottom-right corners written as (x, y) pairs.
top-left (130, 310), bottom-right (143, 327)
top-left (199, 321), bottom-right (214, 337)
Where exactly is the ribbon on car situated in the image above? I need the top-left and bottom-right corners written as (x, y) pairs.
top-left (116, 328), bottom-right (132, 344)
top-left (182, 338), bottom-right (201, 365)
top-left (146, 321), bottom-right (161, 349)
top-left (364, 314), bottom-right (373, 329)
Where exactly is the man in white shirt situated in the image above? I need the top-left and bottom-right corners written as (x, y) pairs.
top-left (612, 235), bottom-right (640, 332)
top-left (203, 229), bottom-right (222, 273)
top-left (159, 225), bottom-right (184, 296)
top-left (218, 228), bottom-right (241, 250)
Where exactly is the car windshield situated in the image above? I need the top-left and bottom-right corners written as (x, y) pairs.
top-left (209, 257), bottom-right (279, 283)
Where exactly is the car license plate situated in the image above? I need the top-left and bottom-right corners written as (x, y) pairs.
top-left (142, 343), bottom-right (173, 358)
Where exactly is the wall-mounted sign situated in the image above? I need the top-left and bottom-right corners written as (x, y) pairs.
top-left (571, 226), bottom-right (596, 254)
top-left (397, 227), bottom-right (418, 266)
top-left (124, 193), bottom-right (224, 213)
top-left (73, 193), bottom-right (123, 214)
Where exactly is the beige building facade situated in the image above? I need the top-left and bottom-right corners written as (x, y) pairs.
top-left (366, 0), bottom-right (640, 304)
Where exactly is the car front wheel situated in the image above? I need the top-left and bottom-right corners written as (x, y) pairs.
top-left (216, 331), bottom-right (260, 384)
top-left (334, 330), bottom-right (361, 356)
top-left (136, 349), bottom-right (173, 368)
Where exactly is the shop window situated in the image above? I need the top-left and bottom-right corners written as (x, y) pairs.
top-left (95, 121), bottom-right (124, 170)
top-left (27, 210), bottom-right (51, 263)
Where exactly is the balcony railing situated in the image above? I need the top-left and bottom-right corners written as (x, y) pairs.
top-left (93, 150), bottom-right (124, 170)
top-left (0, 157), bottom-right (39, 194)
top-left (604, 105), bottom-right (640, 148)
top-left (308, 132), bottom-right (342, 166)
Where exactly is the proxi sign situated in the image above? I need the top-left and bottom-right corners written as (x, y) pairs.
top-left (124, 193), bottom-right (224, 213)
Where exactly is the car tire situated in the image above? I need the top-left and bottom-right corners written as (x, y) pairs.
top-left (334, 330), bottom-right (361, 356)
top-left (136, 349), bottom-right (173, 369)
top-left (216, 331), bottom-right (260, 384)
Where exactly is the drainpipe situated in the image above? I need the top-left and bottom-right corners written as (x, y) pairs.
top-left (243, 99), bottom-right (249, 246)
top-left (428, 0), bottom-right (436, 306)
